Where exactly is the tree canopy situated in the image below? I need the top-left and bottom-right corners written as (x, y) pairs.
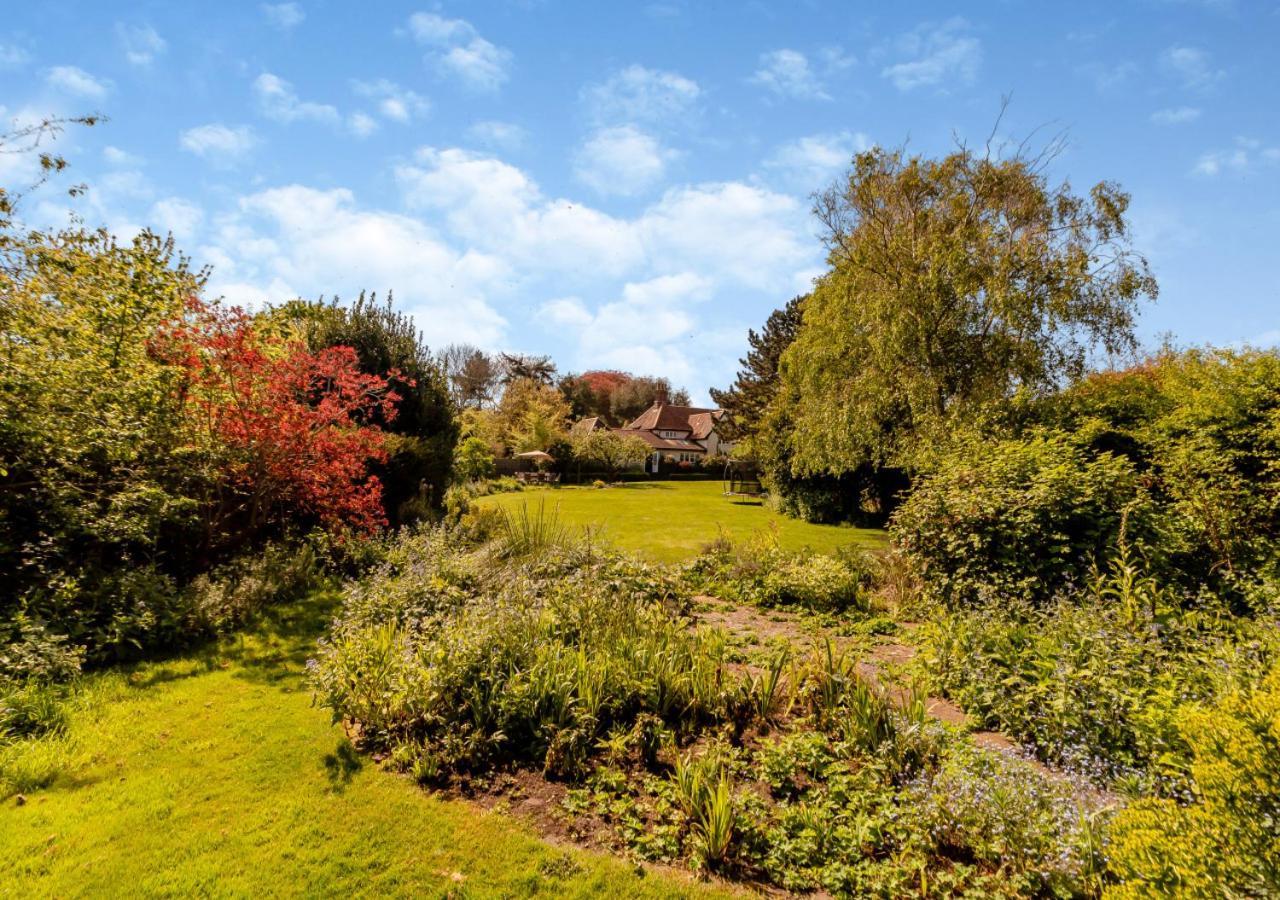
top-left (779, 145), bottom-right (1157, 477)
top-left (710, 295), bottom-right (805, 443)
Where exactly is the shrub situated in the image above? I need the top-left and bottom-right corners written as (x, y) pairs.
top-left (762, 554), bottom-right (866, 612)
top-left (283, 293), bottom-right (458, 524)
top-left (1, 225), bottom-right (395, 667)
top-left (684, 537), bottom-right (869, 613)
top-left (183, 541), bottom-right (324, 634)
top-left (892, 432), bottom-right (1161, 606)
top-left (918, 557), bottom-right (1280, 786)
top-left (1106, 664), bottom-right (1280, 897)
top-left (453, 435), bottom-right (495, 483)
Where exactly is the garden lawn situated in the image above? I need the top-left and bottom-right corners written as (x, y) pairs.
top-left (477, 480), bottom-right (886, 563)
top-left (0, 596), bottom-right (730, 899)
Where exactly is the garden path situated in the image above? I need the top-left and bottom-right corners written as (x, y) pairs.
top-left (694, 596), bottom-right (1036, 762)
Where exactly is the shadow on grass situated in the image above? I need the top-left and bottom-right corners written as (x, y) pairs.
top-left (322, 737), bottom-right (363, 792)
top-left (223, 590), bottom-right (341, 687)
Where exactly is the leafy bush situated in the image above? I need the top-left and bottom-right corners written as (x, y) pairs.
top-left (1105, 664), bottom-right (1280, 897)
top-left (283, 293), bottom-right (458, 524)
top-left (918, 557), bottom-right (1280, 787)
top-left (452, 435), bottom-right (495, 482)
top-left (684, 537), bottom-right (870, 613)
top-left (892, 432), bottom-right (1160, 606)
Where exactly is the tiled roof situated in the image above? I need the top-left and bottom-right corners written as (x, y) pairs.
top-left (571, 416), bottom-right (606, 435)
top-left (687, 411), bottom-right (720, 440)
top-left (625, 402), bottom-right (722, 433)
top-left (612, 428), bottom-right (706, 452)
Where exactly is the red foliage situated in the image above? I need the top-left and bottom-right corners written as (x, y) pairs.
top-left (578, 369), bottom-right (632, 395)
top-left (156, 298), bottom-right (400, 536)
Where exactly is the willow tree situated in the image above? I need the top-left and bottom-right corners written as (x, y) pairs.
top-left (778, 144), bottom-right (1157, 482)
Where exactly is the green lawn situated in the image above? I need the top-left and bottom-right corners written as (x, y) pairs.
top-left (477, 480), bottom-right (886, 563)
top-left (0, 597), bottom-right (729, 898)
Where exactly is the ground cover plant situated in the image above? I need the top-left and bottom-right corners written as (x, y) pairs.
top-left (474, 480), bottom-right (886, 563)
top-left (311, 513), bottom-right (1109, 896)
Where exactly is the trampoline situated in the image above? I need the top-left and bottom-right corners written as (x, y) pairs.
top-left (722, 459), bottom-right (764, 498)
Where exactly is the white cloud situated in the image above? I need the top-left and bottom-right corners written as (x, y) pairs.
top-left (396, 146), bottom-right (814, 292)
top-left (253, 72), bottom-right (340, 125)
top-left (179, 123), bottom-right (257, 165)
top-left (45, 65), bottom-right (111, 99)
top-left (406, 12), bottom-right (474, 44)
top-left (881, 18), bottom-right (981, 91)
top-left (1080, 61), bottom-right (1139, 93)
top-left (262, 3), bottom-right (305, 30)
top-left (103, 145), bottom-right (143, 166)
top-left (1151, 106), bottom-right (1202, 125)
top-left (467, 120), bottom-right (526, 150)
top-left (1192, 136), bottom-right (1280, 176)
top-left (574, 126), bottom-right (675, 196)
top-left (396, 147), bottom-right (643, 277)
top-left (750, 49), bottom-right (830, 100)
top-left (0, 43), bottom-right (30, 69)
top-left (637, 182), bottom-right (811, 290)
top-left (116, 23), bottom-right (166, 66)
top-left (583, 65), bottom-right (701, 125)
top-left (439, 38), bottom-right (511, 93)
top-left (406, 12), bottom-right (511, 92)
top-left (207, 184), bottom-right (508, 346)
top-left (352, 78), bottom-right (430, 122)
top-left (201, 147), bottom-right (817, 392)
top-left (99, 169), bottom-right (153, 202)
top-left (541, 274), bottom-right (712, 384)
top-left (347, 111), bottom-right (378, 137)
top-left (151, 197), bottom-right (204, 241)
top-left (764, 130), bottom-right (870, 191)
top-left (1160, 45), bottom-right (1223, 90)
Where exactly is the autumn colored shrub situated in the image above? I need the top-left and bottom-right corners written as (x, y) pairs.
top-left (156, 297), bottom-right (400, 539)
top-left (276, 294), bottom-right (457, 524)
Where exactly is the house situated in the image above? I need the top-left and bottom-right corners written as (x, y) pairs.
top-left (569, 416), bottom-right (609, 436)
top-left (615, 401), bottom-right (732, 472)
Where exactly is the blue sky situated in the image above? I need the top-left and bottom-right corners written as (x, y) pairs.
top-left (3, 1), bottom-right (1278, 402)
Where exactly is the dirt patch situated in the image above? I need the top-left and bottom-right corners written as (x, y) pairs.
top-left (692, 595), bottom-right (1043, 763)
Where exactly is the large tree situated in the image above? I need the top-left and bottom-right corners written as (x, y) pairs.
top-left (438, 343), bottom-right (500, 409)
top-left (779, 144), bottom-right (1157, 479)
top-left (494, 377), bottom-right (571, 453)
top-left (710, 295), bottom-right (805, 441)
top-left (559, 370), bottom-right (691, 425)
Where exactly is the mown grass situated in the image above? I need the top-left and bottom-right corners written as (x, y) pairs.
top-left (475, 481), bottom-right (886, 563)
top-left (0, 595), bottom-right (731, 898)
